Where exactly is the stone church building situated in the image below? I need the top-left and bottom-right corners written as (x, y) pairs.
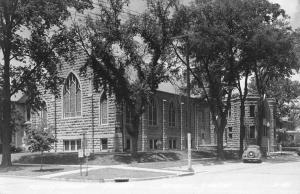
top-left (13, 54), bottom-right (276, 154)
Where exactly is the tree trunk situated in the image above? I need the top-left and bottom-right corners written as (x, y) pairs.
top-left (130, 116), bottom-right (140, 158)
top-left (239, 103), bottom-right (246, 158)
top-left (1, 51), bottom-right (12, 167)
top-left (131, 135), bottom-right (138, 158)
top-left (216, 126), bottom-right (224, 160)
top-left (215, 115), bottom-right (226, 160)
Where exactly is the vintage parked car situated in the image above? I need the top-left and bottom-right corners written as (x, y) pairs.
top-left (242, 145), bottom-right (262, 163)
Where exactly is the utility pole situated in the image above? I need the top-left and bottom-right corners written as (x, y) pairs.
top-left (186, 37), bottom-right (191, 136)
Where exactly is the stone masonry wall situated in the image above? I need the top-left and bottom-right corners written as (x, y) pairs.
top-left (31, 52), bottom-right (119, 153)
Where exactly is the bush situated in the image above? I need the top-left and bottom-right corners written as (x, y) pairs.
top-left (10, 145), bottom-right (23, 153)
top-left (282, 142), bottom-right (300, 147)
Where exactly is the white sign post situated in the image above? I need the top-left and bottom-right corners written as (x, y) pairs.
top-left (78, 149), bottom-right (84, 176)
top-left (78, 149), bottom-right (84, 158)
top-left (187, 133), bottom-right (193, 171)
top-left (85, 149), bottom-right (90, 176)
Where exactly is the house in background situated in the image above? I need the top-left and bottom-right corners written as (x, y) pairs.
top-left (0, 92), bottom-right (30, 152)
top-left (25, 52), bottom-right (277, 154)
top-left (286, 129), bottom-right (300, 145)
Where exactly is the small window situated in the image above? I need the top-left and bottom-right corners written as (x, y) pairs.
top-left (100, 93), bottom-right (108, 125)
top-left (149, 139), bottom-right (153, 149)
top-left (64, 141), bottom-right (69, 151)
top-left (173, 139), bottom-right (176, 149)
top-left (263, 126), bottom-right (268, 137)
top-left (71, 140), bottom-right (76, 151)
top-left (169, 102), bottom-right (176, 127)
top-left (154, 139), bottom-right (158, 149)
top-left (227, 107), bottom-right (231, 119)
top-left (249, 126), bottom-right (255, 139)
top-left (126, 139), bottom-right (131, 150)
top-left (77, 140), bottom-right (82, 150)
top-left (101, 138), bottom-right (108, 150)
top-left (63, 139), bottom-right (81, 151)
top-left (169, 138), bottom-right (176, 149)
top-left (148, 99), bottom-right (157, 126)
top-left (250, 105), bottom-right (255, 117)
top-left (202, 133), bottom-right (205, 139)
top-left (169, 139), bottom-right (172, 149)
top-left (149, 139), bottom-right (158, 150)
top-left (228, 127), bottom-right (233, 139)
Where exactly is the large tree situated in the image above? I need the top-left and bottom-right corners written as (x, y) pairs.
top-left (71, 0), bottom-right (176, 156)
top-left (172, 0), bottom-right (300, 158)
top-left (246, 21), bottom-right (299, 146)
top-left (233, 0), bottom-right (297, 157)
top-left (172, 0), bottom-right (249, 159)
top-left (0, 0), bottom-right (92, 167)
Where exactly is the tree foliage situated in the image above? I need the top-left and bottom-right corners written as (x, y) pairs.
top-left (72, 0), bottom-right (177, 155)
top-left (26, 127), bottom-right (56, 170)
top-left (0, 0), bottom-right (92, 167)
top-left (173, 0), bottom-right (251, 159)
top-left (171, 0), bottom-right (300, 157)
top-left (26, 128), bottom-right (56, 153)
top-left (250, 78), bottom-right (300, 118)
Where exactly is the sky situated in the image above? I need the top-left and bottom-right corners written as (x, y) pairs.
top-left (128, 0), bottom-right (300, 93)
top-left (130, 0), bottom-right (300, 29)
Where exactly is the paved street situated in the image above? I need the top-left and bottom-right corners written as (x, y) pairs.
top-left (0, 161), bottom-right (299, 194)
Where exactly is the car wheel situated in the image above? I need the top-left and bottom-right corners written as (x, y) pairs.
top-left (243, 159), bottom-right (247, 163)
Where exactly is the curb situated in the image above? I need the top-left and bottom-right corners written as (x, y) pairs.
top-left (0, 170), bottom-right (195, 184)
top-left (43, 171), bottom-right (195, 183)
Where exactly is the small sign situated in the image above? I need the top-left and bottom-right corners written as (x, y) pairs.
top-left (85, 149), bottom-right (90, 157)
top-left (78, 149), bottom-right (84, 158)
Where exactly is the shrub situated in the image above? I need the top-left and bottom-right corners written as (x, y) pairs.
top-left (10, 145), bottom-right (23, 153)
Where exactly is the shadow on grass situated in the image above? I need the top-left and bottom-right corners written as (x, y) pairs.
top-left (263, 155), bottom-right (300, 164)
top-left (0, 165), bottom-right (24, 172)
top-left (194, 158), bottom-right (242, 166)
top-left (14, 152), bottom-right (80, 165)
top-left (13, 150), bottom-right (217, 165)
top-left (111, 152), bottom-right (181, 164)
top-left (32, 168), bottom-right (64, 172)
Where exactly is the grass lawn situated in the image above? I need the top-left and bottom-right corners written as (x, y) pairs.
top-left (57, 167), bottom-right (172, 181)
top-left (0, 150), bottom-right (215, 178)
top-left (0, 164), bottom-right (79, 177)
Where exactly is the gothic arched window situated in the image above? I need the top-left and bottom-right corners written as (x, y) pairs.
top-left (63, 73), bottom-right (81, 117)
